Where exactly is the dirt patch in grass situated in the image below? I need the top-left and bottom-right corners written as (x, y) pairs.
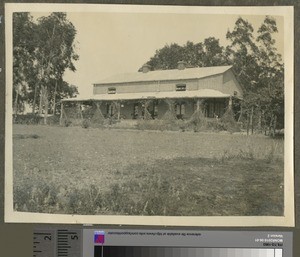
top-left (12, 125), bottom-right (284, 216)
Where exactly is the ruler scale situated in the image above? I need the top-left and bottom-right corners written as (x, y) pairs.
top-left (57, 229), bottom-right (82, 257)
top-left (33, 230), bottom-right (56, 257)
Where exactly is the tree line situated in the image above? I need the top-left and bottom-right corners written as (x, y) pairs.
top-left (13, 12), bottom-right (79, 124)
top-left (13, 14), bottom-right (283, 133)
top-left (141, 16), bottom-right (284, 134)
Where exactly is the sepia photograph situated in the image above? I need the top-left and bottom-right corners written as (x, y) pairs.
top-left (5, 4), bottom-right (294, 226)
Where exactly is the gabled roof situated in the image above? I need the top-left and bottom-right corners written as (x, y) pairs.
top-left (95, 65), bottom-right (232, 85)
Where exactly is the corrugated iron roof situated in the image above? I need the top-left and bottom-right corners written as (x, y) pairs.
top-left (95, 66), bottom-right (232, 85)
top-left (62, 89), bottom-right (230, 102)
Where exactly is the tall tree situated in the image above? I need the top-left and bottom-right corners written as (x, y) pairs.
top-left (226, 16), bottom-right (284, 133)
top-left (202, 37), bottom-right (227, 66)
top-left (12, 12), bottom-right (79, 121)
top-left (13, 13), bottom-right (36, 116)
top-left (33, 12), bottom-right (79, 123)
top-left (141, 38), bottom-right (227, 71)
top-left (143, 43), bottom-right (185, 71)
top-left (255, 16), bottom-right (284, 132)
top-left (226, 17), bottom-right (260, 93)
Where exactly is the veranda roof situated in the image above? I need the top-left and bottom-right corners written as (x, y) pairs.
top-left (94, 66), bottom-right (232, 85)
top-left (62, 89), bottom-right (231, 102)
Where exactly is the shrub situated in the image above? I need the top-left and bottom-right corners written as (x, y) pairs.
top-left (220, 107), bottom-right (241, 133)
top-left (81, 119), bottom-right (91, 128)
top-left (47, 115), bottom-right (60, 125)
top-left (90, 108), bottom-right (105, 125)
top-left (14, 114), bottom-right (43, 125)
top-left (136, 119), bottom-right (185, 131)
top-left (206, 119), bottom-right (227, 131)
top-left (185, 109), bottom-right (207, 132)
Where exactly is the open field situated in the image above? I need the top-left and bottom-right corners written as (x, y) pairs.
top-left (13, 124), bottom-right (284, 216)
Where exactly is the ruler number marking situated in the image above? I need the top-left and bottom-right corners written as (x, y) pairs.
top-left (71, 235), bottom-right (78, 240)
top-left (44, 235), bottom-right (52, 241)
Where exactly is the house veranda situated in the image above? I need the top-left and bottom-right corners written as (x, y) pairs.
top-left (60, 63), bottom-right (243, 125)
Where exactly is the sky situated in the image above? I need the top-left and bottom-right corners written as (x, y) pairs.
top-left (31, 10), bottom-right (284, 98)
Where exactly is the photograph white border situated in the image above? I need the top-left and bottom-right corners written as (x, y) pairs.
top-left (5, 3), bottom-right (295, 226)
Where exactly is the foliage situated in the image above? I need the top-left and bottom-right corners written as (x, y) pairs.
top-left (220, 107), bottom-right (241, 133)
top-left (140, 38), bottom-right (227, 71)
top-left (13, 13), bottom-right (37, 114)
top-left (13, 113), bottom-right (43, 125)
top-left (226, 16), bottom-right (284, 132)
top-left (13, 12), bottom-right (79, 118)
top-left (140, 16), bottom-right (284, 134)
top-left (136, 119), bottom-right (184, 131)
top-left (186, 109), bottom-right (207, 132)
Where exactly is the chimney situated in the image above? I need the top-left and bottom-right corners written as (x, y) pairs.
top-left (142, 64), bottom-right (151, 73)
top-left (177, 61), bottom-right (186, 70)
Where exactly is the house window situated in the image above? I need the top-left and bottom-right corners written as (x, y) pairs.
top-left (176, 84), bottom-right (186, 91)
top-left (108, 87), bottom-right (116, 94)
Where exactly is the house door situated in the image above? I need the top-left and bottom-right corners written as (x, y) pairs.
top-left (107, 103), bottom-right (115, 117)
top-left (147, 101), bottom-right (158, 119)
top-left (133, 103), bottom-right (139, 119)
top-left (175, 102), bottom-right (185, 119)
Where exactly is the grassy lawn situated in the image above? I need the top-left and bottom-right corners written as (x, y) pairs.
top-left (13, 124), bottom-right (284, 216)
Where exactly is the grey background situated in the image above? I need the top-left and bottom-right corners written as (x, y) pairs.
top-left (0, 0), bottom-right (299, 257)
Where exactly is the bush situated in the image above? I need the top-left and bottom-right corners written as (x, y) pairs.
top-left (220, 107), bottom-right (241, 133)
top-left (14, 114), bottom-right (43, 125)
top-left (136, 119), bottom-right (185, 131)
top-left (81, 119), bottom-right (91, 128)
top-left (186, 109), bottom-right (207, 132)
top-left (206, 119), bottom-right (227, 131)
top-left (47, 115), bottom-right (60, 125)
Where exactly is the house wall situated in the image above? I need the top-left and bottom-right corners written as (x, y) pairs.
top-left (222, 70), bottom-right (243, 97)
top-left (93, 79), bottom-right (200, 95)
top-left (93, 73), bottom-right (243, 98)
top-left (91, 69), bottom-right (242, 120)
top-left (197, 74), bottom-right (223, 92)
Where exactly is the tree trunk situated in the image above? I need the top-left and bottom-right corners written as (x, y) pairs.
top-left (250, 106), bottom-right (254, 135)
top-left (43, 87), bottom-right (48, 125)
top-left (52, 80), bottom-right (58, 115)
top-left (238, 104), bottom-right (243, 122)
top-left (60, 101), bottom-right (64, 126)
top-left (269, 115), bottom-right (274, 137)
top-left (246, 113), bottom-right (250, 136)
top-left (257, 109), bottom-right (262, 133)
top-left (273, 115), bottom-right (277, 137)
top-left (14, 88), bottom-right (19, 120)
top-left (38, 90), bottom-right (42, 115)
top-left (32, 84), bottom-right (38, 114)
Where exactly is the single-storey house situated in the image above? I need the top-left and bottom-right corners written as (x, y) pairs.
top-left (60, 61), bottom-right (243, 123)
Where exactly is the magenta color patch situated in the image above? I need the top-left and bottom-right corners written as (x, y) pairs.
top-left (94, 231), bottom-right (105, 244)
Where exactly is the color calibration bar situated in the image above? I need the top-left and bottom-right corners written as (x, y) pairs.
top-left (94, 247), bottom-right (282, 257)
